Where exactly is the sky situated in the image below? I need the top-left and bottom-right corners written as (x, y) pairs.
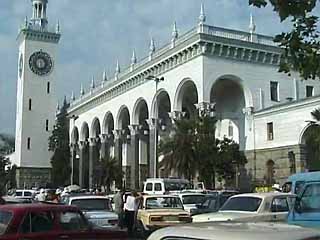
top-left (0, 0), bottom-right (308, 136)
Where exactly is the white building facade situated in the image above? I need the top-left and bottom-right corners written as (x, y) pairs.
top-left (14, 0), bottom-right (61, 188)
top-left (67, 7), bottom-right (320, 190)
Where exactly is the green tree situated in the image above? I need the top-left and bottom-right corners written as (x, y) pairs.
top-left (48, 98), bottom-right (71, 187)
top-left (250, 0), bottom-right (320, 80)
top-left (98, 155), bottom-right (123, 192)
top-left (0, 155), bottom-right (16, 195)
top-left (159, 119), bottom-right (197, 181)
top-left (0, 133), bottom-right (15, 155)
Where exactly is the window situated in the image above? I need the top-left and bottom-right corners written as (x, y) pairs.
top-left (28, 98), bottom-right (32, 111)
top-left (46, 119), bottom-right (49, 131)
top-left (20, 211), bottom-right (54, 233)
top-left (155, 183), bottom-right (162, 191)
top-left (47, 82), bottom-right (50, 94)
top-left (146, 183), bottom-right (152, 191)
top-left (27, 137), bottom-right (31, 150)
top-left (306, 85), bottom-right (314, 97)
top-left (0, 211), bottom-right (13, 235)
top-left (270, 81), bottom-right (279, 101)
top-left (271, 197), bottom-right (288, 212)
top-left (300, 183), bottom-right (320, 212)
top-left (267, 122), bottom-right (274, 140)
top-left (59, 211), bottom-right (87, 231)
top-left (228, 121), bottom-right (233, 137)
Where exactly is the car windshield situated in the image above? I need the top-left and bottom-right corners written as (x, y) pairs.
top-left (202, 197), bottom-right (218, 210)
top-left (0, 211), bottom-right (12, 235)
top-left (220, 197), bottom-right (262, 212)
top-left (71, 198), bottom-right (111, 211)
top-left (146, 197), bottom-right (183, 209)
top-left (182, 195), bottom-right (205, 204)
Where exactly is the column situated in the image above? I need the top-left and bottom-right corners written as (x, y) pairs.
top-left (70, 143), bottom-right (76, 185)
top-left (129, 125), bottom-right (140, 190)
top-left (113, 129), bottom-right (122, 188)
top-left (89, 138), bottom-right (98, 189)
top-left (121, 133), bottom-right (131, 190)
top-left (147, 118), bottom-right (157, 178)
top-left (100, 134), bottom-right (107, 160)
top-left (139, 130), bottom-right (149, 186)
top-left (78, 140), bottom-right (87, 188)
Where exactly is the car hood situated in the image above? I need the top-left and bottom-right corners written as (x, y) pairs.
top-left (192, 211), bottom-right (257, 223)
top-left (83, 211), bottom-right (118, 219)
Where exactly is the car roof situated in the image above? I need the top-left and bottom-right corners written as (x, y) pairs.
top-left (148, 222), bottom-right (320, 240)
top-left (288, 171), bottom-right (320, 182)
top-left (0, 203), bottom-right (79, 212)
top-left (68, 195), bottom-right (110, 200)
top-left (230, 192), bottom-right (295, 199)
top-left (143, 194), bottom-right (180, 199)
top-left (177, 192), bottom-right (205, 196)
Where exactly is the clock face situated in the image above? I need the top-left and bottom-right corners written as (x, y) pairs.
top-left (29, 51), bottom-right (53, 76)
top-left (19, 54), bottom-right (23, 79)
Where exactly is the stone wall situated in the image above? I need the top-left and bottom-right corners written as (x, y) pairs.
top-left (16, 167), bottom-right (51, 189)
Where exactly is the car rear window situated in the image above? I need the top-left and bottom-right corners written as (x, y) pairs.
top-left (220, 196), bottom-right (262, 212)
top-left (0, 211), bottom-right (13, 235)
top-left (71, 199), bottom-right (111, 211)
top-left (182, 195), bottom-right (205, 205)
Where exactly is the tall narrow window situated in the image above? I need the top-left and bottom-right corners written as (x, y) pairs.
top-left (46, 119), bottom-right (49, 131)
top-left (47, 82), bottom-right (50, 94)
top-left (306, 85), bottom-right (314, 98)
top-left (27, 137), bottom-right (31, 150)
top-left (28, 98), bottom-right (32, 111)
top-left (270, 81), bottom-right (279, 102)
top-left (267, 122), bottom-right (274, 140)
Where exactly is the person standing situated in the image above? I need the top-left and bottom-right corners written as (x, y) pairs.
top-left (113, 189), bottom-right (124, 229)
top-left (124, 191), bottom-right (138, 236)
top-left (35, 188), bottom-right (46, 202)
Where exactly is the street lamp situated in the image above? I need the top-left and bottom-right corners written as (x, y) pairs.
top-left (146, 75), bottom-right (164, 178)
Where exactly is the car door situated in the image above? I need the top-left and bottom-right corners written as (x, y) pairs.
top-left (269, 197), bottom-right (290, 222)
top-left (17, 209), bottom-right (58, 240)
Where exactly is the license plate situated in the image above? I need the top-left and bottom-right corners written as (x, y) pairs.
top-left (163, 216), bottom-right (178, 221)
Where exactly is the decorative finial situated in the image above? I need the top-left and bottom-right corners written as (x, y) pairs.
top-left (149, 37), bottom-right (155, 60)
top-left (199, 3), bottom-right (206, 24)
top-left (103, 69), bottom-right (108, 82)
top-left (131, 50), bottom-right (137, 65)
top-left (56, 102), bottom-right (60, 111)
top-left (249, 13), bottom-right (256, 34)
top-left (56, 20), bottom-right (60, 34)
top-left (171, 21), bottom-right (178, 48)
top-left (63, 95), bottom-right (67, 106)
top-left (71, 91), bottom-right (75, 101)
top-left (80, 84), bottom-right (85, 96)
top-left (115, 60), bottom-right (120, 80)
top-left (24, 16), bottom-right (28, 28)
top-left (90, 76), bottom-right (95, 91)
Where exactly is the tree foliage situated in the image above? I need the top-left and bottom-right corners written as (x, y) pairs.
top-left (159, 116), bottom-right (247, 188)
top-left (0, 134), bottom-right (15, 154)
top-left (0, 155), bottom-right (16, 195)
top-left (250, 0), bottom-right (320, 79)
top-left (48, 99), bottom-right (71, 187)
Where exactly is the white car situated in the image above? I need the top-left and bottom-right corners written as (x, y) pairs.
top-left (10, 189), bottom-right (36, 199)
top-left (177, 192), bottom-right (206, 213)
top-left (147, 222), bottom-right (320, 240)
top-left (192, 192), bottom-right (295, 223)
top-left (64, 195), bottom-right (118, 228)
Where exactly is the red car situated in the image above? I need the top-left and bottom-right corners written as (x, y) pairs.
top-left (0, 203), bottom-right (128, 240)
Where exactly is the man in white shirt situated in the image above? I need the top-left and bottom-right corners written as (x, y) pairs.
top-left (124, 191), bottom-right (139, 236)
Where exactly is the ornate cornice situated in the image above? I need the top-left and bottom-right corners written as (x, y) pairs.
top-left (18, 28), bottom-right (61, 43)
top-left (67, 24), bottom-right (282, 117)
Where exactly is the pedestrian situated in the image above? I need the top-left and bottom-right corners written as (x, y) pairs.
top-left (113, 189), bottom-right (124, 229)
top-left (35, 188), bottom-right (46, 202)
top-left (124, 191), bottom-right (139, 236)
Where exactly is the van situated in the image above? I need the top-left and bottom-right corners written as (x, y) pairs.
top-left (282, 171), bottom-right (320, 195)
top-left (143, 178), bottom-right (191, 195)
top-left (288, 180), bottom-right (320, 227)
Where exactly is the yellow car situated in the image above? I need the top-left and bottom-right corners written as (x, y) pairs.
top-left (136, 195), bottom-right (192, 236)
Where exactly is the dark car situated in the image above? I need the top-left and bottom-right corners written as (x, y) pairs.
top-left (191, 190), bottom-right (238, 215)
top-left (0, 203), bottom-right (128, 240)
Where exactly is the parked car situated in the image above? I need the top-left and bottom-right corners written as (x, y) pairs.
top-left (288, 181), bottom-right (320, 227)
top-left (64, 195), bottom-right (118, 229)
top-left (192, 192), bottom-right (295, 223)
top-left (176, 193), bottom-right (206, 213)
top-left (136, 195), bottom-right (192, 236)
top-left (147, 222), bottom-right (320, 240)
top-left (9, 189), bottom-right (36, 199)
top-left (2, 197), bottom-right (35, 204)
top-left (190, 190), bottom-right (238, 215)
top-left (282, 171), bottom-right (320, 195)
top-left (0, 203), bottom-right (128, 240)
top-left (143, 178), bottom-right (191, 195)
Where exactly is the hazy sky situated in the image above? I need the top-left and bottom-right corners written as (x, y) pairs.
top-left (0, 0), bottom-right (307, 135)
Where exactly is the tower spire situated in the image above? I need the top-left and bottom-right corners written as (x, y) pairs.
top-left (30, 0), bottom-right (48, 29)
top-left (199, 3), bottom-right (206, 25)
top-left (171, 21), bottom-right (178, 48)
top-left (249, 13), bottom-right (256, 34)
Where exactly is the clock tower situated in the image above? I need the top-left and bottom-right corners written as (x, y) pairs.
top-left (14, 0), bottom-right (61, 188)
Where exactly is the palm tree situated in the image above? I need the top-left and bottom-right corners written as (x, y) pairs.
top-left (159, 119), bottom-right (197, 181)
top-left (99, 155), bottom-right (123, 192)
